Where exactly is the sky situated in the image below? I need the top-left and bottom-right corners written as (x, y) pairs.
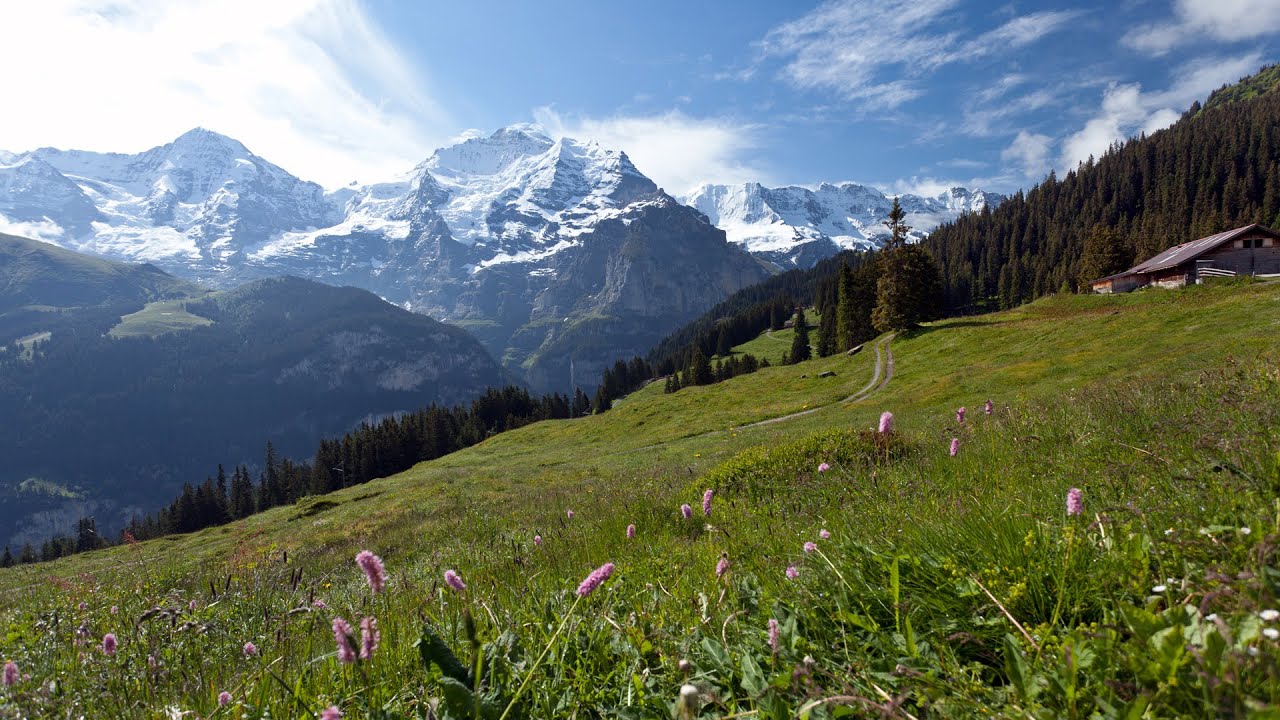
top-left (1, 0), bottom-right (1277, 196)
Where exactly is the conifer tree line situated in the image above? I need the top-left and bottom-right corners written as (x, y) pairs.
top-left (924, 66), bottom-right (1280, 312)
top-left (8, 384), bottom-right (592, 564)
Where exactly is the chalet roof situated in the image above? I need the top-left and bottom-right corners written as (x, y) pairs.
top-left (1128, 223), bottom-right (1280, 275)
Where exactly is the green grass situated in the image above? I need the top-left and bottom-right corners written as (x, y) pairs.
top-left (108, 300), bottom-right (214, 338)
top-left (2, 283), bottom-right (1279, 718)
top-left (723, 310), bottom-right (821, 365)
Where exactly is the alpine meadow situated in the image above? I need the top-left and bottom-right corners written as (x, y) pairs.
top-left (2, 3), bottom-right (1280, 719)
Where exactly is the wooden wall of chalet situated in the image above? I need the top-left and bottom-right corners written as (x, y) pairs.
top-left (1199, 232), bottom-right (1280, 276)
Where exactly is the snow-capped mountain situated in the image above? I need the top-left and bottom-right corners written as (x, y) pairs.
top-left (1, 128), bottom-right (339, 273)
top-left (0, 126), bottom-right (768, 392)
top-left (682, 182), bottom-right (1004, 267)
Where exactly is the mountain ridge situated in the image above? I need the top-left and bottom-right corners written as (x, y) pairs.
top-left (0, 126), bottom-right (999, 391)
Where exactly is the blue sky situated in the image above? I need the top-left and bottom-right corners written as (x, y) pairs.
top-left (1, 0), bottom-right (1277, 195)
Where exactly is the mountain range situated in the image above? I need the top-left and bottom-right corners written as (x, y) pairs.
top-left (0, 126), bottom-right (1001, 391)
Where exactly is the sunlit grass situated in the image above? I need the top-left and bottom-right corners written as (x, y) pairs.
top-left (2, 283), bottom-right (1279, 717)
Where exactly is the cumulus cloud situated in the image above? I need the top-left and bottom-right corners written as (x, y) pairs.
top-left (0, 0), bottom-right (450, 188)
top-left (758, 0), bottom-right (1079, 108)
top-left (1002, 131), bottom-right (1055, 180)
top-left (532, 107), bottom-right (768, 196)
top-left (1124, 0), bottom-right (1280, 55)
top-left (0, 217), bottom-right (65, 243)
top-left (1060, 52), bottom-right (1265, 169)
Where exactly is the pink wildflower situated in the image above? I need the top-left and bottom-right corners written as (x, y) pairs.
top-left (786, 566), bottom-right (799, 579)
top-left (566, 509), bottom-right (574, 519)
top-left (242, 642), bottom-right (257, 657)
top-left (534, 534), bottom-right (543, 546)
top-left (1067, 488), bottom-right (1084, 516)
top-left (680, 503), bottom-right (693, 519)
top-left (321, 707), bottom-right (343, 720)
top-left (702, 489), bottom-right (714, 516)
top-left (359, 617), bottom-right (379, 660)
top-left (803, 542), bottom-right (817, 553)
top-left (444, 569), bottom-right (466, 592)
top-left (3, 661), bottom-right (18, 687)
top-left (818, 462), bottom-right (830, 473)
top-left (218, 691), bottom-right (232, 707)
top-left (355, 550), bottom-right (386, 594)
top-left (102, 633), bottom-right (117, 656)
top-left (312, 599), bottom-right (328, 609)
top-left (716, 555), bottom-right (730, 578)
top-left (950, 438), bottom-right (960, 457)
top-left (819, 529), bottom-right (831, 540)
top-left (626, 524), bottom-right (635, 539)
top-left (332, 618), bottom-right (356, 664)
top-left (78, 602), bottom-right (87, 611)
top-left (956, 406), bottom-right (966, 424)
top-left (878, 411), bottom-right (893, 434)
top-left (767, 618), bottom-right (780, 655)
top-left (110, 605), bottom-right (118, 615)
top-left (576, 562), bottom-right (615, 597)
top-left (985, 399), bottom-right (993, 415)
top-left (188, 599), bottom-right (197, 612)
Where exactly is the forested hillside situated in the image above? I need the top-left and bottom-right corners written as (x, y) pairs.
top-left (925, 64), bottom-right (1280, 311)
top-left (0, 271), bottom-right (509, 548)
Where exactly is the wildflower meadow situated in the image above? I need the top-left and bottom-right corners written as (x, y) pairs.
top-left (1, 284), bottom-right (1279, 718)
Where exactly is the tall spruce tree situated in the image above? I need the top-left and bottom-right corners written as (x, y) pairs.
top-left (789, 308), bottom-right (812, 363)
top-left (872, 244), bottom-right (944, 332)
top-left (1078, 225), bottom-right (1134, 286)
top-left (816, 308), bottom-right (837, 357)
top-left (835, 262), bottom-right (858, 350)
top-left (687, 347), bottom-right (714, 385)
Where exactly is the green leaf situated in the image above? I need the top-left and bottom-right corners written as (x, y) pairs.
top-left (417, 624), bottom-right (472, 686)
top-left (436, 676), bottom-right (506, 720)
top-left (741, 652), bottom-right (767, 696)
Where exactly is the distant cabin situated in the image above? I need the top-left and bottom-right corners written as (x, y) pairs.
top-left (1090, 224), bottom-right (1280, 293)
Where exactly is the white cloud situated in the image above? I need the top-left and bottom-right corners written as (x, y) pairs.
top-left (1124, 0), bottom-right (1280, 55)
top-left (531, 108), bottom-right (768, 196)
top-left (0, 217), bottom-right (65, 243)
top-left (1060, 52), bottom-right (1265, 169)
top-left (0, 0), bottom-right (449, 188)
top-left (1002, 131), bottom-right (1054, 179)
top-left (759, 0), bottom-right (1079, 108)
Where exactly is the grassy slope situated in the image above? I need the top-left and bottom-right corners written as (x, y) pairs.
top-left (108, 300), bottom-right (215, 338)
top-left (2, 282), bottom-right (1279, 717)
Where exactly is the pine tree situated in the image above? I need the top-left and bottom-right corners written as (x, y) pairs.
top-left (715, 327), bottom-right (731, 357)
top-left (835, 262), bottom-right (857, 351)
top-left (1, 546), bottom-right (12, 568)
top-left (872, 245), bottom-right (943, 332)
top-left (19, 544), bottom-right (35, 564)
top-left (1078, 225), bottom-right (1134, 286)
top-left (815, 307), bottom-right (837, 357)
top-left (687, 347), bottom-right (714, 385)
top-left (789, 308), bottom-right (812, 363)
top-left (883, 196), bottom-right (912, 249)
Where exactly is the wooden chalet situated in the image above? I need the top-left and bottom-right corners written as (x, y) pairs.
top-left (1090, 223), bottom-right (1280, 293)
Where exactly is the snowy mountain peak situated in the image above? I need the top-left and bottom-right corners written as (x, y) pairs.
top-left (425, 125), bottom-right (555, 178)
top-left (681, 181), bottom-right (1005, 267)
top-left (170, 127), bottom-right (250, 155)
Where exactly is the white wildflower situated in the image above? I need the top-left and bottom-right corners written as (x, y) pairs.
top-left (1265, 628), bottom-right (1279, 640)
top-left (1152, 585), bottom-right (1167, 593)
top-left (1260, 609), bottom-right (1279, 622)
